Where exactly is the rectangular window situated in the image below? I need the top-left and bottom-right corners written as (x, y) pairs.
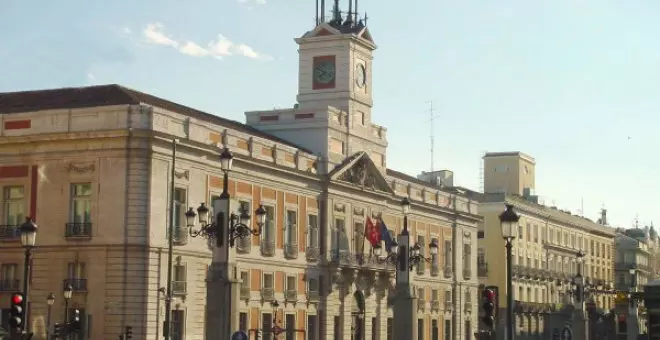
top-left (171, 310), bottom-right (185, 340)
top-left (173, 263), bottom-right (186, 294)
top-left (432, 320), bottom-right (439, 340)
top-left (172, 187), bottom-right (186, 228)
top-left (443, 240), bottom-right (452, 268)
top-left (240, 271), bottom-right (249, 287)
top-left (1, 264), bottom-right (18, 290)
top-left (334, 316), bottom-right (341, 340)
top-left (372, 317), bottom-right (378, 340)
top-left (239, 312), bottom-right (248, 332)
top-left (417, 235), bottom-right (426, 273)
top-left (262, 313), bottom-right (273, 339)
top-left (335, 219), bottom-right (349, 251)
top-left (308, 214), bottom-right (319, 248)
top-left (307, 315), bottom-right (317, 340)
top-left (286, 275), bottom-right (296, 292)
top-left (67, 262), bottom-right (86, 279)
top-left (465, 320), bottom-right (471, 340)
top-left (70, 183), bottom-right (92, 223)
top-left (354, 222), bottom-right (365, 253)
top-left (3, 186), bottom-right (24, 225)
top-left (444, 319), bottom-right (451, 340)
top-left (285, 314), bottom-right (296, 340)
top-left (262, 205), bottom-right (276, 243)
top-left (417, 318), bottom-right (424, 340)
top-left (263, 273), bottom-right (274, 289)
top-left (285, 210), bottom-right (297, 245)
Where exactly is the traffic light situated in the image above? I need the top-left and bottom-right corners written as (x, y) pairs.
top-left (482, 287), bottom-right (497, 330)
top-left (71, 309), bottom-right (81, 330)
top-left (125, 325), bottom-right (133, 339)
top-left (8, 292), bottom-right (25, 329)
top-left (53, 323), bottom-right (63, 337)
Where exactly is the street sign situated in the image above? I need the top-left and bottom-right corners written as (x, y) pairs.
top-left (231, 331), bottom-right (248, 340)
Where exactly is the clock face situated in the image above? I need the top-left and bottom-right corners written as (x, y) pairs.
top-left (314, 61), bottom-right (336, 85)
top-left (355, 64), bottom-right (366, 87)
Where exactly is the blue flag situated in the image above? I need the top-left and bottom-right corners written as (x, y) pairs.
top-left (378, 218), bottom-right (394, 252)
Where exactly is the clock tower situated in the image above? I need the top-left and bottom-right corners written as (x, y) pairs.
top-left (245, 0), bottom-right (387, 174)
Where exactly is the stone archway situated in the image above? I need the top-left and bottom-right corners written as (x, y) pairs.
top-left (351, 290), bottom-right (366, 340)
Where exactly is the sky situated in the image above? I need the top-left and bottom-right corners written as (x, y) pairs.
top-left (1, 0), bottom-right (659, 229)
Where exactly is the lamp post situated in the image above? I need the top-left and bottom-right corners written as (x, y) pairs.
top-left (572, 250), bottom-right (589, 340)
top-left (499, 204), bottom-right (519, 340)
top-left (628, 267), bottom-right (639, 340)
top-left (186, 147), bottom-right (266, 337)
top-left (63, 284), bottom-right (73, 325)
top-left (271, 300), bottom-right (280, 340)
top-left (47, 293), bottom-right (55, 340)
top-left (19, 217), bottom-right (37, 334)
top-left (392, 197), bottom-right (438, 339)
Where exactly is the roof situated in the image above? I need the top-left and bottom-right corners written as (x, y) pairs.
top-left (0, 84), bottom-right (312, 153)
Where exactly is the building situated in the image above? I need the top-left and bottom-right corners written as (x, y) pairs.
top-left (614, 227), bottom-right (655, 337)
top-left (0, 2), bottom-right (482, 340)
top-left (474, 152), bottom-right (617, 339)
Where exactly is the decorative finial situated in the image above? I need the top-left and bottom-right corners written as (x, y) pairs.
top-left (332, 0), bottom-right (342, 25)
top-left (364, 11), bottom-right (368, 26)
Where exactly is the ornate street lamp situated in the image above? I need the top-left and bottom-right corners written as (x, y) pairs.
top-left (499, 204), bottom-right (520, 340)
top-left (63, 284), bottom-right (73, 324)
top-left (19, 217), bottom-right (38, 333)
top-left (187, 203), bottom-right (267, 247)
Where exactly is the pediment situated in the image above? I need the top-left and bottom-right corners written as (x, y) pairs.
top-left (329, 152), bottom-right (393, 194)
top-left (358, 27), bottom-right (374, 44)
top-left (303, 23), bottom-right (341, 38)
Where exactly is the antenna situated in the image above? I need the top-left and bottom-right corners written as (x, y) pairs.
top-left (479, 151), bottom-right (486, 192)
top-left (364, 11), bottom-right (368, 26)
top-left (634, 214), bottom-right (640, 229)
top-left (354, 0), bottom-right (358, 24)
top-left (316, 0), bottom-right (319, 25)
top-left (579, 198), bottom-right (584, 217)
top-left (425, 101), bottom-right (440, 172)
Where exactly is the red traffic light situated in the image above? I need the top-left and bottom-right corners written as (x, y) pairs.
top-left (484, 288), bottom-right (495, 300)
top-left (11, 293), bottom-right (23, 305)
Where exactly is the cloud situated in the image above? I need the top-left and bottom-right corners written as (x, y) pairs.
top-left (143, 23), bottom-right (178, 47)
top-left (140, 23), bottom-right (271, 61)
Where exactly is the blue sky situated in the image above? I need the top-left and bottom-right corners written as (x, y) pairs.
top-left (1, 0), bottom-right (658, 229)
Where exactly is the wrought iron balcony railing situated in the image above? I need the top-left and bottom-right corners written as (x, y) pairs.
top-left (417, 299), bottom-right (426, 310)
top-left (305, 246), bottom-right (320, 262)
top-left (172, 281), bottom-right (187, 295)
top-left (171, 226), bottom-right (187, 245)
top-left (0, 225), bottom-right (20, 241)
top-left (431, 300), bottom-right (440, 312)
top-left (430, 263), bottom-right (440, 277)
top-left (443, 266), bottom-right (453, 278)
top-left (284, 243), bottom-right (299, 259)
top-left (444, 301), bottom-right (453, 310)
top-left (63, 279), bottom-right (87, 292)
top-left (330, 250), bottom-right (395, 271)
top-left (240, 286), bottom-right (251, 300)
top-left (261, 287), bottom-right (275, 301)
top-left (285, 290), bottom-right (298, 302)
top-left (236, 236), bottom-right (251, 254)
top-left (261, 241), bottom-right (276, 257)
top-left (0, 279), bottom-right (19, 291)
top-left (65, 222), bottom-right (93, 239)
top-left (478, 264), bottom-right (488, 277)
top-left (307, 290), bottom-right (320, 302)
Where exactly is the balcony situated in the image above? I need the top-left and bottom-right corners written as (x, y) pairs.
top-left (171, 227), bottom-right (187, 245)
top-left (0, 225), bottom-right (20, 241)
top-left (431, 300), bottom-right (440, 312)
top-left (65, 222), bottom-right (92, 239)
top-left (62, 279), bottom-right (87, 292)
top-left (307, 290), bottom-right (320, 302)
top-left (261, 287), bottom-right (275, 302)
top-left (285, 290), bottom-right (298, 302)
top-left (172, 281), bottom-right (187, 295)
top-left (236, 237), bottom-right (251, 254)
top-left (443, 266), bottom-right (453, 278)
top-left (261, 241), bottom-right (276, 257)
top-left (0, 279), bottom-right (19, 291)
top-left (430, 263), bottom-right (440, 277)
top-left (330, 250), bottom-right (395, 272)
top-left (240, 286), bottom-right (251, 300)
top-left (305, 246), bottom-right (320, 262)
top-left (478, 264), bottom-right (488, 277)
top-left (463, 268), bottom-right (472, 280)
top-left (417, 299), bottom-right (426, 311)
top-left (284, 243), bottom-right (299, 259)
top-left (444, 301), bottom-right (453, 310)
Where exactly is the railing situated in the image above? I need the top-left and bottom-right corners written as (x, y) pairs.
top-left (478, 264), bottom-right (488, 277)
top-left (513, 300), bottom-right (557, 314)
top-left (431, 300), bottom-right (440, 312)
top-left (284, 243), bottom-right (299, 259)
top-left (0, 225), bottom-right (20, 241)
top-left (261, 287), bottom-right (275, 301)
top-left (305, 247), bottom-right (320, 262)
top-left (330, 250), bottom-right (395, 271)
top-left (240, 286), bottom-right (251, 300)
top-left (261, 241), bottom-right (276, 257)
top-left (172, 281), bottom-right (187, 295)
top-left (444, 301), bottom-right (453, 310)
top-left (236, 237), bottom-right (251, 254)
top-left (172, 226), bottom-right (187, 245)
top-left (65, 222), bottom-right (93, 238)
top-left (430, 263), bottom-right (440, 277)
top-left (62, 279), bottom-right (87, 292)
top-left (307, 291), bottom-right (320, 302)
top-left (285, 290), bottom-right (298, 302)
top-left (463, 268), bottom-right (472, 280)
top-left (616, 262), bottom-right (652, 273)
top-left (0, 279), bottom-right (19, 291)
top-left (443, 266), bottom-right (453, 278)
top-left (417, 299), bottom-right (425, 311)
